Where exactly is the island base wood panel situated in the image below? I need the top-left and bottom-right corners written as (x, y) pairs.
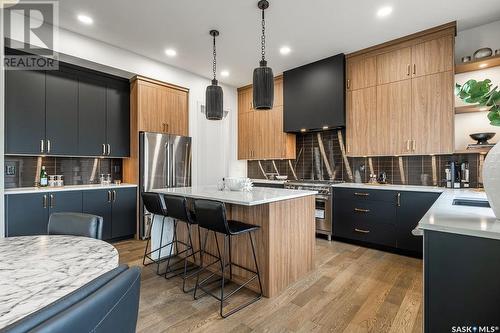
top-left (176, 196), bottom-right (315, 297)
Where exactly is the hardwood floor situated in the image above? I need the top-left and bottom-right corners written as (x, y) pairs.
top-left (115, 238), bottom-right (423, 333)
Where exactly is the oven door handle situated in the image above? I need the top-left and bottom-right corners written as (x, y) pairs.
top-left (315, 195), bottom-right (331, 201)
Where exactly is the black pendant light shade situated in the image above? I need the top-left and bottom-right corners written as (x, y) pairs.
top-left (205, 29), bottom-right (223, 120)
top-left (253, 0), bottom-right (274, 110)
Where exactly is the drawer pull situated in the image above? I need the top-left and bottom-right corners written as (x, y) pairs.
top-left (354, 228), bottom-right (370, 234)
top-left (354, 208), bottom-right (370, 213)
top-left (354, 192), bottom-right (370, 197)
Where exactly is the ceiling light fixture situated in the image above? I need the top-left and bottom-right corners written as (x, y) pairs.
top-left (376, 6), bottom-right (393, 18)
top-left (280, 46), bottom-right (291, 55)
top-left (221, 70), bottom-right (230, 77)
top-left (77, 14), bottom-right (93, 25)
top-left (165, 48), bottom-right (177, 57)
top-left (253, 0), bottom-right (274, 110)
top-left (205, 30), bottom-right (223, 120)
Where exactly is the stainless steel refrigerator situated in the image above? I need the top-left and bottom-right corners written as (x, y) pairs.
top-left (139, 131), bottom-right (192, 239)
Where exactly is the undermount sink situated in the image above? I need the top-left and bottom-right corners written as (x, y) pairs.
top-left (452, 198), bottom-right (490, 208)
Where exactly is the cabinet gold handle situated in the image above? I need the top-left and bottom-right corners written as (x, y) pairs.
top-left (407, 64), bottom-right (410, 76)
top-left (40, 140), bottom-right (45, 153)
top-left (354, 208), bottom-right (370, 213)
top-left (43, 194), bottom-right (48, 208)
top-left (49, 194), bottom-right (55, 208)
top-left (47, 140), bottom-right (51, 153)
top-left (412, 140), bottom-right (416, 151)
top-left (107, 144), bottom-right (111, 155)
top-left (406, 140), bottom-right (410, 151)
top-left (112, 190), bottom-right (116, 202)
top-left (397, 192), bottom-right (401, 207)
top-left (107, 190), bottom-right (112, 203)
top-left (347, 79), bottom-right (351, 89)
top-left (102, 144), bottom-right (106, 155)
top-left (354, 228), bottom-right (370, 234)
top-left (354, 192), bottom-right (370, 196)
top-left (413, 64), bottom-right (416, 75)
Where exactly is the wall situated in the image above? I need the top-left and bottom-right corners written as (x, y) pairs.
top-left (4, 12), bottom-right (246, 189)
top-left (455, 19), bottom-right (500, 63)
top-left (248, 130), bottom-right (483, 188)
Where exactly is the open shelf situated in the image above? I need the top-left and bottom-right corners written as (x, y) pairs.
top-left (455, 55), bottom-right (500, 74)
top-left (455, 104), bottom-right (490, 114)
top-left (454, 146), bottom-right (493, 155)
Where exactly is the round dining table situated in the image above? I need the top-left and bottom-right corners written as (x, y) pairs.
top-left (0, 235), bottom-right (119, 329)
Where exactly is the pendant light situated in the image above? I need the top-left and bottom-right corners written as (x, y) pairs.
top-left (205, 29), bottom-right (223, 120)
top-left (253, 0), bottom-right (274, 110)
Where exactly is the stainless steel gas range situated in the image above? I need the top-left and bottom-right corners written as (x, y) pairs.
top-left (284, 180), bottom-right (343, 241)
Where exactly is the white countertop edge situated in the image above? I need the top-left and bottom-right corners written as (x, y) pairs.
top-left (331, 182), bottom-right (445, 193)
top-left (152, 187), bottom-right (317, 206)
top-left (251, 179), bottom-right (287, 185)
top-left (5, 183), bottom-right (138, 194)
top-left (419, 223), bottom-right (500, 241)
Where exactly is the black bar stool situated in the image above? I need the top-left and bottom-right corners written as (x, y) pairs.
top-left (141, 192), bottom-right (170, 275)
top-left (162, 195), bottom-right (203, 293)
top-left (193, 199), bottom-right (263, 318)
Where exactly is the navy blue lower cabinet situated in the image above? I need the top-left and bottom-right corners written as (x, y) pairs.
top-left (424, 230), bottom-right (500, 332)
top-left (396, 191), bottom-right (440, 253)
top-left (47, 191), bottom-right (83, 215)
top-left (82, 189), bottom-right (113, 240)
top-left (5, 193), bottom-right (49, 236)
top-left (110, 188), bottom-right (137, 239)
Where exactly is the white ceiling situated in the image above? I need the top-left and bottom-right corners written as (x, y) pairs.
top-left (55, 0), bottom-right (500, 87)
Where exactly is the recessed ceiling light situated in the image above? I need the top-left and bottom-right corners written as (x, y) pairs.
top-left (221, 70), bottom-right (230, 77)
top-left (280, 46), bottom-right (291, 55)
top-left (376, 6), bottom-right (393, 18)
top-left (165, 48), bottom-right (177, 57)
top-left (77, 14), bottom-right (93, 25)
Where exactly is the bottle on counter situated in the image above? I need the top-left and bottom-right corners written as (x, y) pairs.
top-left (40, 166), bottom-right (48, 187)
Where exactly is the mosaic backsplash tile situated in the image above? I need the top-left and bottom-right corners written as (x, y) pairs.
top-left (248, 129), bottom-right (484, 188)
top-left (4, 156), bottom-right (123, 189)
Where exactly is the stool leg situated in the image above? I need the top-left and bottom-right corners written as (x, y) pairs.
top-left (156, 216), bottom-right (165, 274)
top-left (194, 229), bottom-right (209, 300)
top-left (142, 214), bottom-right (154, 266)
top-left (249, 232), bottom-right (263, 296)
top-left (228, 236), bottom-right (233, 280)
top-left (164, 220), bottom-right (177, 276)
top-left (213, 231), bottom-right (224, 272)
top-left (182, 223), bottom-right (196, 293)
top-left (220, 234), bottom-right (227, 317)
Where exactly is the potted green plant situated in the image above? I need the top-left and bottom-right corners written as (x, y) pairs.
top-left (456, 79), bottom-right (500, 219)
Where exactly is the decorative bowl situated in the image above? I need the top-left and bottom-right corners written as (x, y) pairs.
top-left (225, 177), bottom-right (247, 191)
top-left (470, 132), bottom-right (496, 145)
top-left (473, 48), bottom-right (493, 60)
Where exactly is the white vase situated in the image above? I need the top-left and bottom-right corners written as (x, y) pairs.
top-left (483, 142), bottom-right (500, 219)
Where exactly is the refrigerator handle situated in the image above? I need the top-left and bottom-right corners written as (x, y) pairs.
top-left (166, 142), bottom-right (171, 187)
top-left (172, 143), bottom-right (176, 187)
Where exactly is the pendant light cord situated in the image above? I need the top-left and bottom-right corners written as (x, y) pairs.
top-left (261, 8), bottom-right (266, 61)
top-left (212, 34), bottom-right (217, 81)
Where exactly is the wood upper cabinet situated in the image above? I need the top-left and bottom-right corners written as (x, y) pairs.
top-left (411, 35), bottom-right (454, 78)
top-left (377, 47), bottom-right (412, 85)
top-left (237, 77), bottom-right (295, 160)
top-left (411, 71), bottom-right (454, 154)
top-left (346, 87), bottom-right (377, 156)
top-left (347, 56), bottom-right (377, 90)
top-left (346, 23), bottom-right (455, 156)
top-left (376, 80), bottom-right (412, 155)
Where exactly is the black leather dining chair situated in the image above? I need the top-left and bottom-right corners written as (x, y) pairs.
top-left (1, 264), bottom-right (141, 333)
top-left (47, 212), bottom-right (103, 240)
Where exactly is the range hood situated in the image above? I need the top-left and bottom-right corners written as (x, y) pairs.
top-left (283, 53), bottom-right (345, 133)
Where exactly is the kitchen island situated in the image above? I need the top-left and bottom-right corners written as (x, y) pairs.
top-left (152, 186), bottom-right (317, 297)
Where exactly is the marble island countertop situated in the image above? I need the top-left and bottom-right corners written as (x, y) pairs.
top-left (416, 188), bottom-right (500, 240)
top-left (152, 186), bottom-right (317, 206)
top-left (5, 183), bottom-right (138, 195)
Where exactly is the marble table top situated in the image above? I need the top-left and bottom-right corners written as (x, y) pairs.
top-left (0, 235), bottom-right (119, 329)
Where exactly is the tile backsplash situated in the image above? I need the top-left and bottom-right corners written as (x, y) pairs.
top-left (248, 130), bottom-right (484, 188)
top-left (4, 156), bottom-right (123, 188)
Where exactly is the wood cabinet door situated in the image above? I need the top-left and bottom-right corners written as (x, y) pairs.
top-left (238, 88), bottom-right (253, 114)
top-left (376, 47), bottom-right (412, 85)
top-left (347, 56), bottom-right (377, 91)
top-left (376, 80), bottom-right (412, 155)
top-left (78, 76), bottom-right (106, 156)
top-left (45, 70), bottom-right (79, 155)
top-left (138, 82), bottom-right (159, 132)
top-left (165, 88), bottom-right (188, 136)
top-left (5, 69), bottom-right (46, 155)
top-left (411, 71), bottom-right (454, 154)
top-left (346, 87), bottom-right (377, 156)
top-left (412, 35), bottom-right (453, 77)
top-left (238, 112), bottom-right (252, 159)
top-left (273, 77), bottom-right (283, 107)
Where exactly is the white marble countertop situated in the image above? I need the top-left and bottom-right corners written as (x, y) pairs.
top-left (0, 235), bottom-right (119, 329)
top-left (5, 183), bottom-right (138, 195)
top-left (416, 189), bottom-right (500, 240)
top-left (251, 179), bottom-right (287, 185)
top-left (152, 186), bottom-right (317, 206)
top-left (331, 182), bottom-right (444, 193)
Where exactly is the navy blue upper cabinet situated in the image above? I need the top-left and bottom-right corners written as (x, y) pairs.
top-left (78, 76), bottom-right (107, 156)
top-left (283, 53), bottom-right (345, 132)
top-left (5, 69), bottom-right (46, 155)
top-left (106, 80), bottom-right (130, 157)
top-left (45, 69), bottom-right (79, 155)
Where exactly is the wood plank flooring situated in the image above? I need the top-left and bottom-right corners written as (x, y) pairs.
top-left (115, 238), bottom-right (423, 333)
